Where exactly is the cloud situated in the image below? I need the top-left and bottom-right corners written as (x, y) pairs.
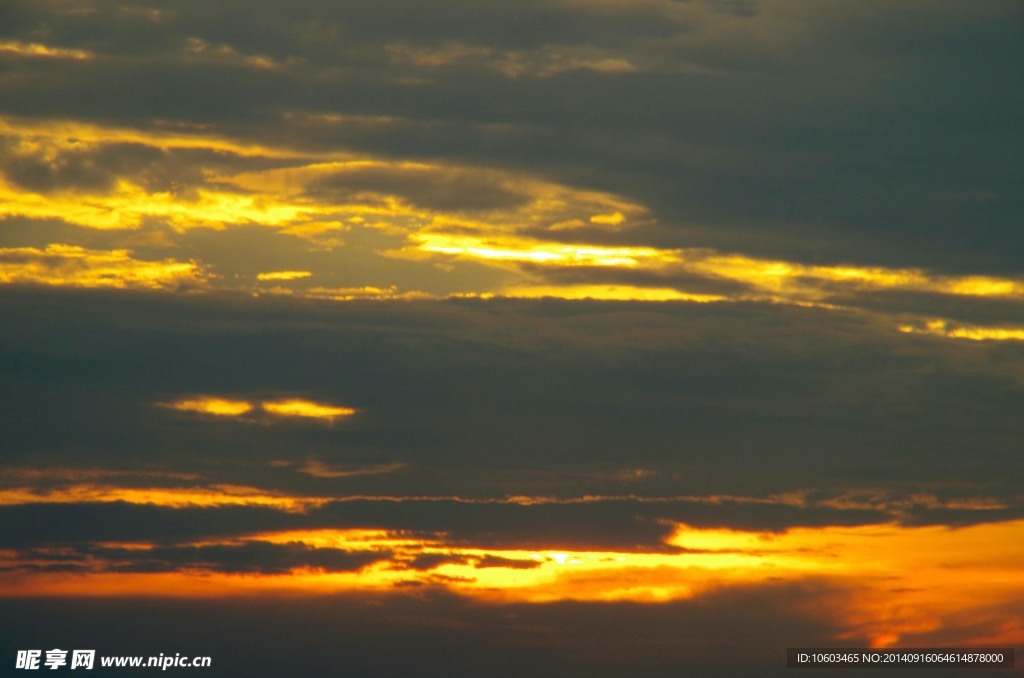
top-left (260, 399), bottom-right (356, 422)
top-left (0, 244), bottom-right (208, 290)
top-left (159, 395), bottom-right (357, 424)
top-left (0, 0), bottom-right (1022, 665)
top-left (84, 541), bottom-right (389, 575)
top-left (296, 460), bottom-right (408, 479)
top-left (0, 484), bottom-right (327, 512)
top-left (256, 270), bottom-right (312, 281)
top-left (5, 114), bottom-right (1020, 332)
top-left (0, 41), bottom-right (94, 61)
top-left (898, 319), bottom-right (1024, 343)
top-left (160, 397), bottom-right (254, 417)
top-left (3, 287), bottom-right (1023, 504)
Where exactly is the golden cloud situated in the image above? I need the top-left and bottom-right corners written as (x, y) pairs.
top-left (160, 396), bottom-right (358, 423)
top-left (160, 397), bottom-right (255, 417)
top-left (0, 41), bottom-right (93, 61)
top-left (261, 399), bottom-right (356, 422)
top-left (899, 319), bottom-right (1024, 342)
top-left (0, 244), bottom-right (208, 290)
top-left (256, 270), bottom-right (313, 281)
top-left (3, 116), bottom-right (1022, 340)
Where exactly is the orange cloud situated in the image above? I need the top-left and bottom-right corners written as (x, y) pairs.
top-left (1, 513), bottom-right (1022, 649)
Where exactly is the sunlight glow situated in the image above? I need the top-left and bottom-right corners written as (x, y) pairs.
top-left (2, 515), bottom-right (1023, 647)
top-left (414, 233), bottom-right (678, 268)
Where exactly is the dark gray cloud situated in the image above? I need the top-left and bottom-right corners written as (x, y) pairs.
top-left (0, 494), bottom-right (1003, 556)
top-left (2, 0), bottom-right (1020, 274)
top-left (1, 288), bottom-right (1022, 503)
top-left (0, 503), bottom-right (299, 549)
top-left (8, 541), bottom-right (388, 575)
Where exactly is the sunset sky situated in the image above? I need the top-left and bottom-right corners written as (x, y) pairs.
top-left (1, 0), bottom-right (1022, 675)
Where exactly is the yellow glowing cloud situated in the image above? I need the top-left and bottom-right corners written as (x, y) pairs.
top-left (301, 286), bottom-right (434, 301)
top-left (899, 319), bottom-right (1024, 342)
top-left (685, 253), bottom-right (1024, 301)
top-left (160, 397), bottom-right (254, 417)
top-left (0, 179), bottom-right (316, 231)
top-left (0, 118), bottom-right (325, 231)
top-left (254, 529), bottom-right (441, 551)
top-left (160, 396), bottom-right (357, 422)
top-left (0, 41), bottom-right (93, 60)
top-left (4, 117), bottom-right (1022, 321)
top-left (0, 117), bottom-right (312, 160)
top-left (405, 229), bottom-right (1024, 309)
top-left (256, 270), bottom-right (313, 281)
top-left (1, 118), bottom-right (646, 245)
top-left (261, 399), bottom-right (356, 422)
top-left (225, 159), bottom-right (647, 242)
top-left (499, 284), bottom-right (725, 303)
top-left (0, 244), bottom-right (207, 290)
top-left (413, 232), bottom-right (678, 268)
top-left (590, 211), bottom-right (625, 225)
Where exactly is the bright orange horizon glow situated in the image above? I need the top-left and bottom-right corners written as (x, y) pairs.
top-left (2, 520), bottom-right (1022, 648)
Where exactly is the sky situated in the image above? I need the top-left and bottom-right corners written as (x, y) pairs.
top-left (0, 0), bottom-right (1022, 675)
